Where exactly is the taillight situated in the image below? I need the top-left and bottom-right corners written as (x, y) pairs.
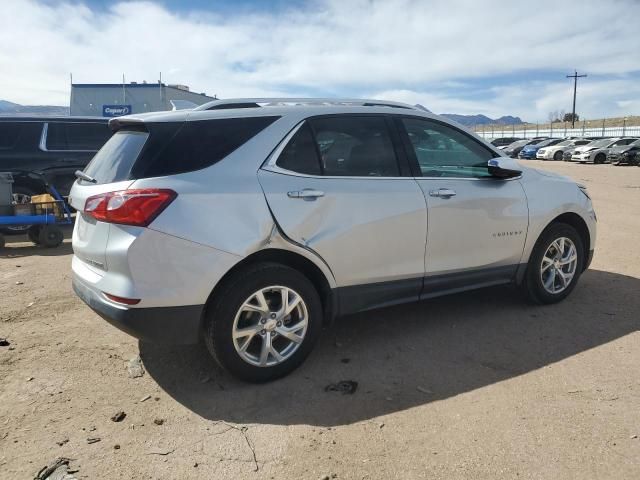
top-left (84, 189), bottom-right (177, 227)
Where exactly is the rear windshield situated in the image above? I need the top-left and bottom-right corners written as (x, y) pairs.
top-left (46, 122), bottom-right (112, 151)
top-left (83, 130), bottom-right (149, 184)
top-left (81, 116), bottom-right (279, 184)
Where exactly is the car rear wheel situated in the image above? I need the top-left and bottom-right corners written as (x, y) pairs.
top-left (595, 153), bottom-right (606, 164)
top-left (522, 223), bottom-right (584, 304)
top-left (553, 151), bottom-right (563, 161)
top-left (204, 263), bottom-right (322, 382)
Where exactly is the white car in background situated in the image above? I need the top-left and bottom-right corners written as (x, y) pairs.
top-left (536, 138), bottom-right (590, 161)
top-left (570, 137), bottom-right (638, 164)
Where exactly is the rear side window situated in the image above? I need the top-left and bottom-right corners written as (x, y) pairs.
top-left (0, 123), bottom-right (23, 149)
top-left (82, 130), bottom-right (149, 184)
top-left (46, 122), bottom-right (111, 151)
top-left (311, 116), bottom-right (399, 177)
top-left (276, 123), bottom-right (322, 175)
top-left (133, 116), bottom-right (279, 178)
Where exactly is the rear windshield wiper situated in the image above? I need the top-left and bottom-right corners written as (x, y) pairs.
top-left (75, 170), bottom-right (97, 183)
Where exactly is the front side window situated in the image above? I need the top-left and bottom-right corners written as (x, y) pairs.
top-left (401, 118), bottom-right (496, 178)
top-left (46, 122), bottom-right (111, 151)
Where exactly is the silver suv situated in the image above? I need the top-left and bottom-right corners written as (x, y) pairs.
top-left (70, 98), bottom-right (597, 382)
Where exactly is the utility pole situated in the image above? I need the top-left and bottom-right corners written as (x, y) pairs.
top-left (566, 70), bottom-right (587, 128)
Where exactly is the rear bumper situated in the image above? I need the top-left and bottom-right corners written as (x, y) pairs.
top-left (72, 273), bottom-right (203, 344)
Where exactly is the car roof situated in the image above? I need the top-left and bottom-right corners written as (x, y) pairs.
top-left (111, 98), bottom-right (434, 126)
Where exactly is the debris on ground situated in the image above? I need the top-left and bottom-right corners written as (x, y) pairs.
top-left (86, 437), bottom-right (101, 444)
top-left (111, 411), bottom-right (126, 422)
top-left (324, 380), bottom-right (358, 395)
top-left (55, 438), bottom-right (69, 447)
top-left (114, 444), bottom-right (121, 450)
top-left (340, 358), bottom-right (351, 364)
top-left (126, 355), bottom-right (145, 378)
top-left (416, 386), bottom-right (433, 394)
top-left (0, 338), bottom-right (10, 347)
top-left (34, 457), bottom-right (77, 480)
top-left (153, 418), bottom-right (164, 426)
top-left (15, 281), bottom-right (23, 285)
top-left (27, 377), bottom-right (34, 382)
top-left (139, 394), bottom-right (151, 403)
top-left (199, 375), bottom-right (211, 383)
top-left (27, 302), bottom-right (35, 308)
top-left (631, 434), bottom-right (638, 439)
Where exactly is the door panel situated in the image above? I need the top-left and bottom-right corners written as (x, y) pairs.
top-left (258, 169), bottom-right (427, 288)
top-left (415, 178), bottom-right (528, 275)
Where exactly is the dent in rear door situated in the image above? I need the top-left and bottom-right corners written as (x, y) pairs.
top-left (258, 169), bottom-right (427, 288)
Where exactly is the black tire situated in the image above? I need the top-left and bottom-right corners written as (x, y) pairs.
top-left (27, 225), bottom-right (42, 244)
top-left (522, 223), bottom-right (584, 305)
top-left (38, 225), bottom-right (64, 248)
top-left (553, 151), bottom-right (563, 161)
top-left (0, 185), bottom-right (38, 235)
top-left (0, 234), bottom-right (5, 249)
top-left (594, 153), bottom-right (606, 164)
top-left (204, 262), bottom-right (322, 382)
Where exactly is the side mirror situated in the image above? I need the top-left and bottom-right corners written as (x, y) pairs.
top-left (488, 158), bottom-right (522, 179)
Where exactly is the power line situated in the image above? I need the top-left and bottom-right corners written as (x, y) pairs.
top-left (566, 70), bottom-right (587, 128)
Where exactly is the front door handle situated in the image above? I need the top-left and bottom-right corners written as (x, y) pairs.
top-left (287, 189), bottom-right (325, 199)
top-left (429, 188), bottom-right (457, 198)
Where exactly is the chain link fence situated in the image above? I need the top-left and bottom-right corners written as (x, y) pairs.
top-left (475, 123), bottom-right (640, 139)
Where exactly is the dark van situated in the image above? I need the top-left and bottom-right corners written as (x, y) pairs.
top-left (0, 117), bottom-right (112, 199)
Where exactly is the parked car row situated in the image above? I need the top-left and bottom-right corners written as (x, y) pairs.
top-left (491, 135), bottom-right (640, 165)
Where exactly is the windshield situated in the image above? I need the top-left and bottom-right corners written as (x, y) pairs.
top-left (506, 140), bottom-right (528, 148)
top-left (556, 140), bottom-right (572, 147)
top-left (587, 139), bottom-right (615, 148)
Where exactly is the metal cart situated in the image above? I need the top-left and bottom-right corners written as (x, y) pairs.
top-left (0, 174), bottom-right (73, 249)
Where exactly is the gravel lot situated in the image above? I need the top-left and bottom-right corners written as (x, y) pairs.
top-left (1, 160), bottom-right (639, 479)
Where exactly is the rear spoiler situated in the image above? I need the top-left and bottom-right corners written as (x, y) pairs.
top-left (108, 117), bottom-right (147, 133)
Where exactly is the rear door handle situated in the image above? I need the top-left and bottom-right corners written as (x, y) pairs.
top-left (287, 189), bottom-right (325, 199)
top-left (429, 188), bottom-right (457, 198)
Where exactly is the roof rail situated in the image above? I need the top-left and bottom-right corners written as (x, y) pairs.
top-left (194, 98), bottom-right (421, 111)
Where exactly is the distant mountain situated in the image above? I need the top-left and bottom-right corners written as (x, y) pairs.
top-left (440, 113), bottom-right (524, 126)
top-left (0, 100), bottom-right (69, 116)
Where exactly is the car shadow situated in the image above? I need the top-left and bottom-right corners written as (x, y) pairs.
top-left (0, 225), bottom-right (73, 258)
top-left (139, 269), bottom-right (639, 427)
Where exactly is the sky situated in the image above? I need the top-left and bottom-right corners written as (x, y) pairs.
top-left (2, 0), bottom-right (640, 121)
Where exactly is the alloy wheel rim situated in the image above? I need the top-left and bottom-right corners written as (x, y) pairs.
top-left (232, 286), bottom-right (308, 367)
top-left (540, 237), bottom-right (578, 294)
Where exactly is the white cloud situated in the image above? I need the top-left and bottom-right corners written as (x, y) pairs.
top-left (2, 0), bottom-right (640, 119)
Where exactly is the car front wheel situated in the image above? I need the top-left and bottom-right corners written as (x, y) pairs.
top-left (204, 263), bottom-right (322, 382)
top-left (522, 223), bottom-right (584, 304)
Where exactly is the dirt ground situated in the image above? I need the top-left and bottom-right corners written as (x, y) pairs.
top-left (1, 160), bottom-right (639, 479)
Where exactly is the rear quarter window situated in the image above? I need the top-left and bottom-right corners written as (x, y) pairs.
top-left (46, 122), bottom-right (112, 151)
top-left (131, 116), bottom-right (279, 178)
